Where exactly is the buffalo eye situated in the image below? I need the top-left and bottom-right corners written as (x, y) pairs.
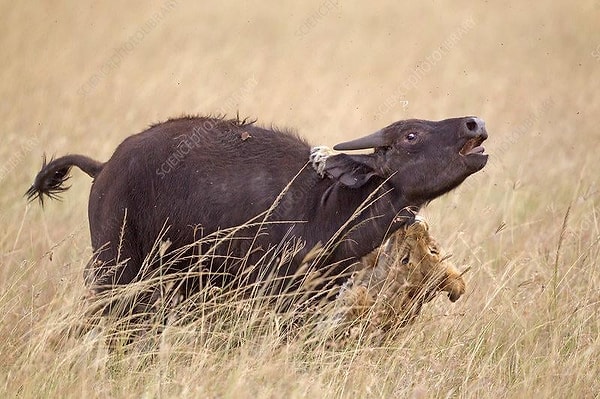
top-left (404, 132), bottom-right (419, 143)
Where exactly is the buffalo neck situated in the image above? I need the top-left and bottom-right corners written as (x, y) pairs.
top-left (311, 176), bottom-right (419, 262)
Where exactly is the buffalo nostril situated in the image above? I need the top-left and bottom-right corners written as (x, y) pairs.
top-left (466, 120), bottom-right (478, 131)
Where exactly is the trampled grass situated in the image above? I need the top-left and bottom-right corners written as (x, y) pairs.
top-left (1, 1), bottom-right (599, 397)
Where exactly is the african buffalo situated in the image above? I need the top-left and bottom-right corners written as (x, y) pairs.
top-left (27, 115), bottom-right (487, 310)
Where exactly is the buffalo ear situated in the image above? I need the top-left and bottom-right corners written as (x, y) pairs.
top-left (322, 154), bottom-right (381, 188)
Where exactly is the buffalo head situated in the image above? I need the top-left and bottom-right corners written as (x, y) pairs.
top-left (329, 117), bottom-right (488, 204)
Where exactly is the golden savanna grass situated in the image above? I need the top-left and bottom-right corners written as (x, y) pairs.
top-left (1, 1), bottom-right (600, 397)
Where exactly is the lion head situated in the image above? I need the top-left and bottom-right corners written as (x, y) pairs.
top-left (336, 218), bottom-right (466, 331)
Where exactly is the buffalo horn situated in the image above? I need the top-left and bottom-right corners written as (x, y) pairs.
top-left (333, 129), bottom-right (386, 150)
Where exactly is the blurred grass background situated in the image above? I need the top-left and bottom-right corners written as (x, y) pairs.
top-left (1, 0), bottom-right (599, 397)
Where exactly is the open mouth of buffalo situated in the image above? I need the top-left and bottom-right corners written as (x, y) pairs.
top-left (459, 135), bottom-right (487, 156)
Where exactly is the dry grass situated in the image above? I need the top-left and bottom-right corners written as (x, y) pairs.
top-left (2, 0), bottom-right (600, 397)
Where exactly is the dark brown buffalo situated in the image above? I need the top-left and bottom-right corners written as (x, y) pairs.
top-left (27, 115), bottom-right (487, 308)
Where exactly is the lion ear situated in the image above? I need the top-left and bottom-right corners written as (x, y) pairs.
top-left (412, 217), bottom-right (429, 232)
top-left (322, 154), bottom-right (382, 188)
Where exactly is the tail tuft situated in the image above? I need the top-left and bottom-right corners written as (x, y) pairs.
top-left (26, 155), bottom-right (73, 206)
top-left (26, 153), bottom-right (104, 206)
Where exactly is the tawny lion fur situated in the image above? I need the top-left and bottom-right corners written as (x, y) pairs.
top-left (333, 218), bottom-right (466, 334)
